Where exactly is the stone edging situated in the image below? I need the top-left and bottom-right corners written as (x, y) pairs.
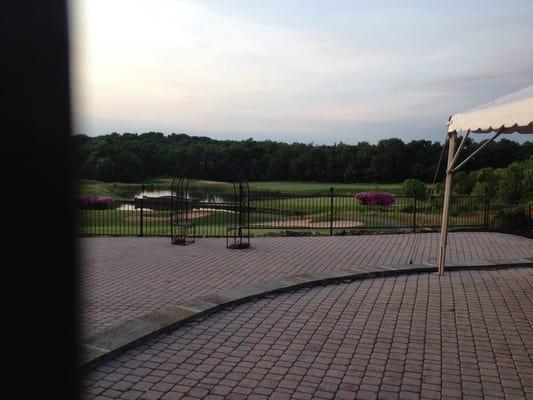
top-left (81, 257), bottom-right (533, 369)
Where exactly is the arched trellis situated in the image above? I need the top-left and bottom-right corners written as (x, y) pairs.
top-left (170, 176), bottom-right (195, 245)
top-left (170, 159), bottom-right (251, 249)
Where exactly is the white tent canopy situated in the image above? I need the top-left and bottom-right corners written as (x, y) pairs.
top-left (447, 85), bottom-right (533, 134)
top-left (438, 85), bottom-right (533, 275)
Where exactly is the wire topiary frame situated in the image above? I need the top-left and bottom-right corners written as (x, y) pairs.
top-left (170, 159), bottom-right (251, 249)
top-left (170, 177), bottom-right (195, 245)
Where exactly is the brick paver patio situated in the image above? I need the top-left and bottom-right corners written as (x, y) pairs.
top-left (81, 232), bottom-right (533, 337)
top-left (82, 267), bottom-right (533, 399)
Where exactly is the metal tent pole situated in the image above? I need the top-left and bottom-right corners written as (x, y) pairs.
top-left (437, 131), bottom-right (457, 275)
top-left (452, 130), bottom-right (502, 173)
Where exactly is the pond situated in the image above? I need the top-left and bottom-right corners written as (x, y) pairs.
top-left (136, 189), bottom-right (229, 204)
top-left (114, 187), bottom-right (234, 211)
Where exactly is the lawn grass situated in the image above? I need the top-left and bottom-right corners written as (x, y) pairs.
top-left (78, 179), bottom-right (405, 198)
top-left (78, 208), bottom-right (485, 236)
top-left (248, 181), bottom-right (402, 193)
top-left (78, 196), bottom-right (487, 237)
top-left (77, 179), bottom-right (488, 236)
top-left (78, 209), bottom-right (288, 236)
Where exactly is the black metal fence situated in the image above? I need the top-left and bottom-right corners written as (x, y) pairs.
top-left (77, 189), bottom-right (532, 237)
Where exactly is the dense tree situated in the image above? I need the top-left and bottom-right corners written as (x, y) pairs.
top-left (522, 169), bottom-right (533, 200)
top-left (470, 167), bottom-right (498, 197)
top-left (453, 171), bottom-right (475, 195)
top-left (497, 163), bottom-right (525, 204)
top-left (466, 157), bottom-right (533, 203)
top-left (74, 132), bottom-right (533, 186)
top-left (368, 139), bottom-right (406, 182)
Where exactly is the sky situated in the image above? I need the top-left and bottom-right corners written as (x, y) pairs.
top-left (70, 0), bottom-right (533, 144)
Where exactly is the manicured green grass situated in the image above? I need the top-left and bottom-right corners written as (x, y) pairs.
top-left (78, 200), bottom-right (486, 237)
top-left (248, 181), bottom-right (403, 193)
top-left (78, 179), bottom-right (405, 198)
top-left (77, 179), bottom-right (487, 236)
top-left (78, 209), bottom-right (289, 236)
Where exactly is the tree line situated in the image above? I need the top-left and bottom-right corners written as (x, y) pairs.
top-left (74, 132), bottom-right (533, 184)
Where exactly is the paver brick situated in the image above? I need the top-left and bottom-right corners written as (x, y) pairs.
top-left (81, 232), bottom-right (533, 399)
top-left (83, 267), bottom-right (533, 399)
top-left (81, 233), bottom-right (533, 336)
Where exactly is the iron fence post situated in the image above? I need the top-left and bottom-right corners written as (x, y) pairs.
top-left (330, 187), bottom-right (334, 236)
top-left (139, 184), bottom-right (145, 237)
top-left (483, 187), bottom-right (489, 229)
top-left (413, 197), bottom-right (417, 232)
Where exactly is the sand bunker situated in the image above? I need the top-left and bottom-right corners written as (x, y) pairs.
top-left (252, 219), bottom-right (363, 228)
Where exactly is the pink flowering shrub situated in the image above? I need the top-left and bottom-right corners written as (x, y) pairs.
top-left (77, 195), bottom-right (114, 210)
top-left (355, 191), bottom-right (395, 206)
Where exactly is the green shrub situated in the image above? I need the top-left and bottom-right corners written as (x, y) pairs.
top-left (401, 179), bottom-right (428, 200)
top-left (497, 163), bottom-right (524, 204)
top-left (454, 171), bottom-right (474, 195)
top-left (471, 167), bottom-right (498, 197)
top-left (471, 182), bottom-right (488, 197)
top-left (401, 205), bottom-right (414, 213)
top-left (494, 208), bottom-right (530, 230)
top-left (522, 169), bottom-right (533, 201)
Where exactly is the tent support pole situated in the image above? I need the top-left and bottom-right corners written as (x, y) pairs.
top-left (448, 130), bottom-right (470, 171)
top-left (438, 131), bottom-right (456, 275)
top-left (452, 130), bottom-right (502, 172)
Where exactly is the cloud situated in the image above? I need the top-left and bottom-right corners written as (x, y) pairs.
top-left (71, 0), bottom-right (533, 143)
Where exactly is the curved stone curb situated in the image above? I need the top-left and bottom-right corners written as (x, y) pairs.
top-left (80, 257), bottom-right (533, 369)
